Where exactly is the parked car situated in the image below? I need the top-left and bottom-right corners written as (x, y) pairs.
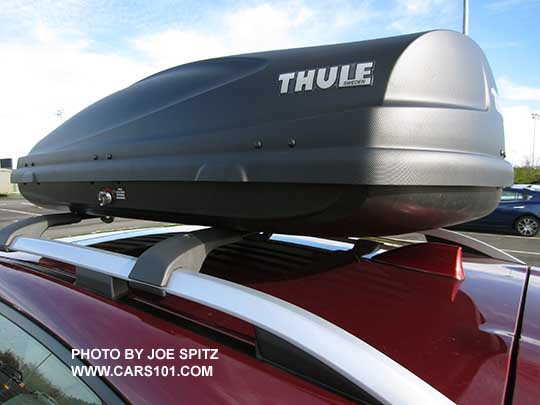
top-left (0, 216), bottom-right (538, 404)
top-left (451, 187), bottom-right (540, 237)
top-left (511, 184), bottom-right (540, 191)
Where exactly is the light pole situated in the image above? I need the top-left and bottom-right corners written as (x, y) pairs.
top-left (463, 0), bottom-right (469, 36)
top-left (533, 113), bottom-right (540, 167)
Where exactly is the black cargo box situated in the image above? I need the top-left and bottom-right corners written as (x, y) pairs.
top-left (12, 30), bottom-right (513, 236)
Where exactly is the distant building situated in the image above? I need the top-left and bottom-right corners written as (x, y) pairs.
top-left (0, 169), bottom-right (11, 195)
top-left (0, 158), bottom-right (12, 169)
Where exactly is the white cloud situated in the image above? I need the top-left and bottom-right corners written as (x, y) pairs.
top-left (133, 30), bottom-right (225, 69)
top-left (500, 105), bottom-right (540, 166)
top-left (224, 4), bottom-right (312, 50)
top-left (498, 77), bottom-right (540, 102)
top-left (388, 0), bottom-right (458, 33)
top-left (132, 1), bottom-right (382, 71)
top-left (0, 23), bottom-right (154, 161)
top-left (396, 0), bottom-right (439, 15)
top-left (132, 3), bottom-right (320, 70)
top-left (34, 19), bottom-right (57, 43)
top-left (496, 77), bottom-right (540, 165)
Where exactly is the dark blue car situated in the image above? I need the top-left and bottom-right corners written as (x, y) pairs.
top-left (452, 187), bottom-right (540, 237)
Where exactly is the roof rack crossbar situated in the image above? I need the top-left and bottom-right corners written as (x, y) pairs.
top-left (129, 227), bottom-right (250, 287)
top-left (421, 228), bottom-right (525, 265)
top-left (0, 213), bottom-right (84, 247)
top-left (337, 228), bottom-right (524, 265)
top-left (6, 235), bottom-right (454, 405)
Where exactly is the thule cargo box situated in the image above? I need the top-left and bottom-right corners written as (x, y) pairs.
top-left (12, 30), bottom-right (513, 236)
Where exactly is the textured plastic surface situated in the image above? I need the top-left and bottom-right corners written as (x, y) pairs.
top-left (12, 30), bottom-right (513, 236)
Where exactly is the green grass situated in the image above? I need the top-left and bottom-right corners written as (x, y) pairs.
top-left (514, 166), bottom-right (540, 184)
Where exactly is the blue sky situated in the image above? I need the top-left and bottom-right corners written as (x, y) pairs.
top-left (1, 0), bottom-right (539, 165)
top-left (472, 1), bottom-right (540, 108)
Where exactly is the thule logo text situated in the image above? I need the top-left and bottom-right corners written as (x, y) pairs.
top-left (278, 62), bottom-right (374, 94)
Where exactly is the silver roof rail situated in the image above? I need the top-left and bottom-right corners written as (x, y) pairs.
top-left (420, 228), bottom-right (525, 265)
top-left (8, 235), bottom-right (454, 405)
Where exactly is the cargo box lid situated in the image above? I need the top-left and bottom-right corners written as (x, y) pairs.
top-left (13, 30), bottom-right (512, 188)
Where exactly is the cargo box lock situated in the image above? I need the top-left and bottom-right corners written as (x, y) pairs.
top-left (98, 187), bottom-right (126, 207)
top-left (98, 189), bottom-right (113, 207)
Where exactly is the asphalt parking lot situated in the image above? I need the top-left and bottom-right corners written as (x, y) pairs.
top-left (1, 194), bottom-right (539, 267)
